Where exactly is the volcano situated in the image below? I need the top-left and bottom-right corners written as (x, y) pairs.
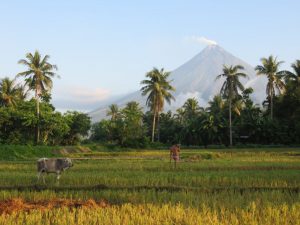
top-left (89, 45), bottom-right (267, 122)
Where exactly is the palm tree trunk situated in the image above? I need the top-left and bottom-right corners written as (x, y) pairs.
top-left (35, 90), bottom-right (40, 144)
top-left (229, 97), bottom-right (232, 147)
top-left (157, 112), bottom-right (160, 142)
top-left (270, 94), bottom-right (273, 119)
top-left (151, 109), bottom-right (157, 142)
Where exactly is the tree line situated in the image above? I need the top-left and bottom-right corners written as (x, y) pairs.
top-left (1, 51), bottom-right (300, 147)
top-left (0, 51), bottom-right (91, 145)
top-left (91, 56), bottom-right (300, 147)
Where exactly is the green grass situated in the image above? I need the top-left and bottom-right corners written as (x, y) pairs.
top-left (0, 147), bottom-right (299, 204)
top-left (3, 161), bottom-right (299, 187)
top-left (0, 146), bottom-right (299, 224)
top-left (0, 145), bottom-right (60, 161)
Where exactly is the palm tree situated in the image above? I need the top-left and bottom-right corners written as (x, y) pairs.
top-left (123, 101), bottom-right (143, 123)
top-left (175, 107), bottom-right (185, 124)
top-left (216, 65), bottom-right (247, 146)
top-left (231, 98), bottom-right (244, 116)
top-left (182, 98), bottom-right (204, 118)
top-left (285, 60), bottom-right (300, 88)
top-left (255, 55), bottom-right (286, 119)
top-left (0, 77), bottom-right (20, 107)
top-left (200, 113), bottom-right (224, 146)
top-left (16, 84), bottom-right (30, 101)
top-left (140, 67), bottom-right (175, 142)
top-left (17, 50), bottom-right (58, 144)
top-left (107, 104), bottom-right (119, 121)
top-left (207, 95), bottom-right (224, 115)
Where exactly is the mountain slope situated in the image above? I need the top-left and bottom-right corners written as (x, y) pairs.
top-left (89, 45), bottom-right (266, 122)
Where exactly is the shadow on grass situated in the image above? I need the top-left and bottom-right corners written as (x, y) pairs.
top-left (0, 185), bottom-right (299, 194)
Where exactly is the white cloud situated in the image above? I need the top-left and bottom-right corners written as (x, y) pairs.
top-left (70, 87), bottom-right (110, 103)
top-left (189, 36), bottom-right (217, 46)
top-left (168, 91), bottom-right (208, 110)
top-left (52, 86), bottom-right (111, 111)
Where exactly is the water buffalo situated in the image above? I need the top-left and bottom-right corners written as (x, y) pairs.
top-left (37, 158), bottom-right (73, 184)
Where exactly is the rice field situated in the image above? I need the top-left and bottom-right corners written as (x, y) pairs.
top-left (0, 147), bottom-right (299, 224)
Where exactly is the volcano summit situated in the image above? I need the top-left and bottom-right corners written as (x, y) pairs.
top-left (89, 45), bottom-right (267, 122)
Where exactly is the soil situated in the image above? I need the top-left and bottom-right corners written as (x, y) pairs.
top-left (0, 198), bottom-right (109, 214)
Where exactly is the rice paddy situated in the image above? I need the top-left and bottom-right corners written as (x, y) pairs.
top-left (0, 147), bottom-right (299, 224)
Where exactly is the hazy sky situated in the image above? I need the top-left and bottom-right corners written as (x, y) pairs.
top-left (1, 0), bottom-right (299, 111)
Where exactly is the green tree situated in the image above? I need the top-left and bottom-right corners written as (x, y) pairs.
top-left (182, 98), bottom-right (203, 118)
top-left (121, 101), bottom-right (146, 147)
top-left (39, 104), bottom-right (69, 145)
top-left (178, 98), bottom-right (203, 146)
top-left (207, 95), bottom-right (224, 116)
top-left (107, 104), bottom-right (119, 121)
top-left (216, 65), bottom-right (247, 146)
top-left (285, 60), bottom-right (300, 89)
top-left (63, 111), bottom-right (91, 145)
top-left (17, 50), bottom-right (58, 144)
top-left (140, 67), bottom-right (175, 142)
top-left (0, 77), bottom-right (20, 107)
top-left (173, 107), bottom-right (185, 128)
top-left (234, 88), bottom-right (262, 143)
top-left (0, 99), bottom-right (69, 145)
top-left (273, 60), bottom-right (300, 144)
top-left (158, 111), bottom-right (181, 144)
top-left (90, 120), bottom-right (111, 142)
top-left (255, 55), bottom-right (286, 119)
top-left (200, 113), bottom-right (224, 147)
top-left (16, 84), bottom-right (30, 101)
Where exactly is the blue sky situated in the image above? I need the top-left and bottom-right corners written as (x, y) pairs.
top-left (1, 0), bottom-right (299, 111)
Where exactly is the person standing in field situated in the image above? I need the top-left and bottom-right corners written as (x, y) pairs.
top-left (170, 144), bottom-right (180, 168)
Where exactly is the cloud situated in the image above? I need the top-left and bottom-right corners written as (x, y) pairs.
top-left (70, 87), bottom-right (110, 103)
top-left (52, 86), bottom-right (111, 112)
top-left (167, 91), bottom-right (208, 110)
top-left (189, 36), bottom-right (217, 46)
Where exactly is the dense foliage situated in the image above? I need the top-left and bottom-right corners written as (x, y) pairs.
top-left (1, 52), bottom-right (300, 147)
top-left (92, 59), bottom-right (300, 147)
top-left (0, 97), bottom-right (91, 145)
top-left (0, 51), bottom-right (91, 145)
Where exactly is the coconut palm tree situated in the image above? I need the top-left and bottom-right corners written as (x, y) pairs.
top-left (285, 60), bottom-right (300, 88)
top-left (175, 107), bottom-right (185, 124)
top-left (0, 77), bottom-right (20, 107)
top-left (207, 95), bottom-right (224, 115)
top-left (17, 50), bottom-right (58, 143)
top-left (255, 55), bottom-right (286, 119)
top-left (16, 84), bottom-right (30, 101)
top-left (200, 113), bottom-right (224, 146)
top-left (216, 65), bottom-right (247, 146)
top-left (182, 98), bottom-right (204, 118)
top-left (140, 68), bottom-right (175, 142)
top-left (122, 101), bottom-right (143, 124)
top-left (107, 104), bottom-right (119, 121)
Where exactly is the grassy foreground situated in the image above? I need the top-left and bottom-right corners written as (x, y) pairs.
top-left (0, 146), bottom-right (299, 224)
top-left (1, 203), bottom-right (299, 225)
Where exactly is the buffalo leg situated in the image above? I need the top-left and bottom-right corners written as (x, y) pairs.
top-left (37, 171), bottom-right (41, 182)
top-left (37, 171), bottom-right (46, 184)
top-left (42, 173), bottom-right (46, 184)
top-left (56, 172), bottom-right (61, 185)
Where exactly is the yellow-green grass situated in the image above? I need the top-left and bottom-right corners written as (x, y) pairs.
top-left (0, 147), bottom-right (299, 224)
top-left (1, 203), bottom-right (299, 225)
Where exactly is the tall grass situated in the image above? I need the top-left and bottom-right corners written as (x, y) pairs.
top-left (1, 202), bottom-right (299, 225)
top-left (0, 189), bottom-right (299, 209)
top-left (0, 147), bottom-right (299, 224)
top-left (0, 145), bottom-right (59, 161)
top-left (0, 159), bottom-right (299, 188)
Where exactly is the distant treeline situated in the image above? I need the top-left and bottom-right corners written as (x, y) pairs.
top-left (1, 51), bottom-right (300, 147)
top-left (91, 59), bottom-right (300, 147)
top-left (0, 51), bottom-right (91, 145)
